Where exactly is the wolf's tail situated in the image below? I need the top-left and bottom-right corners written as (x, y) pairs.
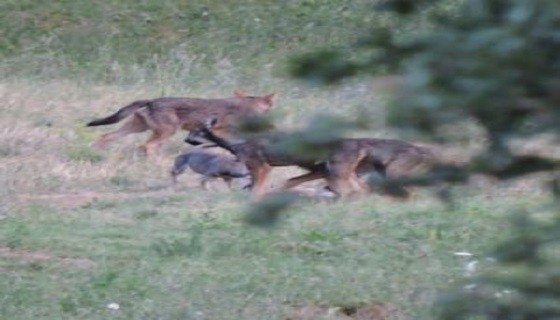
top-left (86, 100), bottom-right (149, 127)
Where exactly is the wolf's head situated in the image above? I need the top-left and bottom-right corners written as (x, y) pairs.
top-left (233, 90), bottom-right (277, 113)
top-left (184, 117), bottom-right (220, 146)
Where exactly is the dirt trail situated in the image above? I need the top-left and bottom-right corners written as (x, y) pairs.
top-left (0, 247), bottom-right (95, 269)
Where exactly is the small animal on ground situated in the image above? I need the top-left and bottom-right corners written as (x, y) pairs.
top-left (171, 144), bottom-right (250, 190)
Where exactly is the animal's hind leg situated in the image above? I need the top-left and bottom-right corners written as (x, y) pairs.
top-left (91, 115), bottom-right (148, 149)
top-left (249, 164), bottom-right (271, 200)
top-left (328, 153), bottom-right (368, 198)
top-left (199, 176), bottom-right (212, 190)
top-left (222, 177), bottom-right (233, 190)
top-left (141, 128), bottom-right (176, 157)
top-left (280, 170), bottom-right (328, 191)
top-left (349, 173), bottom-right (368, 195)
top-left (383, 154), bottom-right (428, 199)
top-left (327, 169), bottom-right (355, 197)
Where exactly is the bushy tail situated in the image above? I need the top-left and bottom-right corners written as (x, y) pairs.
top-left (86, 100), bottom-right (149, 127)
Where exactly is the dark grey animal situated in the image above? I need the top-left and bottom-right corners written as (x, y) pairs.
top-left (171, 144), bottom-right (250, 189)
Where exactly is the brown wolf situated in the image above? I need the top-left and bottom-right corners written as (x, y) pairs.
top-left (86, 90), bottom-right (276, 156)
top-left (186, 118), bottom-right (435, 199)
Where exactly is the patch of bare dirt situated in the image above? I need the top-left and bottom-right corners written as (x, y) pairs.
top-left (16, 188), bottom-right (175, 209)
top-left (0, 247), bottom-right (95, 269)
top-left (288, 302), bottom-right (394, 320)
top-left (22, 191), bottom-right (119, 208)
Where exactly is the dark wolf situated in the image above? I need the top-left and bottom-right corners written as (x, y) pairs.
top-left (86, 90), bottom-right (276, 156)
top-left (171, 144), bottom-right (249, 190)
top-left (186, 118), bottom-right (435, 199)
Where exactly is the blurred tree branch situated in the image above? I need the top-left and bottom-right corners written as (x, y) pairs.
top-left (290, 0), bottom-right (560, 186)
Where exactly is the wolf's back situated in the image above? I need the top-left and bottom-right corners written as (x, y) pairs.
top-left (86, 100), bottom-right (149, 126)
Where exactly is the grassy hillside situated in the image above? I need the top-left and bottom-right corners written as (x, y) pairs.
top-left (0, 0), bottom-right (383, 81)
top-left (1, 0), bottom-right (551, 319)
top-left (0, 0), bottom-right (460, 82)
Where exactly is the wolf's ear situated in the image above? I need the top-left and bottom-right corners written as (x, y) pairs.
top-left (205, 116), bottom-right (219, 128)
top-left (263, 93), bottom-right (277, 104)
top-left (233, 90), bottom-right (247, 98)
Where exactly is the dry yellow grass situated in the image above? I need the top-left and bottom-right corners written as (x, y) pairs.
top-left (1, 78), bottom-right (552, 215)
top-left (0, 79), bottom-right (384, 211)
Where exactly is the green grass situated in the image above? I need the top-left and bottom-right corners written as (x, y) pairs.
top-left (0, 0), bottom-right (461, 82)
top-left (0, 187), bottom-right (528, 320)
top-left (1, 0), bottom-right (372, 81)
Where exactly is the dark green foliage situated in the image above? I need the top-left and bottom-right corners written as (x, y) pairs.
top-left (436, 208), bottom-right (560, 320)
top-left (290, 50), bottom-right (359, 85)
top-left (244, 192), bottom-right (299, 228)
top-left (235, 114), bottom-right (277, 135)
top-left (292, 0), bottom-right (560, 187)
top-left (375, 0), bottom-right (437, 15)
top-left (267, 114), bottom-right (370, 162)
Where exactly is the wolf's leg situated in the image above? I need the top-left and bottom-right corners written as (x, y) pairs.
top-left (199, 176), bottom-right (212, 190)
top-left (383, 153), bottom-right (429, 199)
top-left (328, 153), bottom-right (368, 197)
top-left (348, 158), bottom-right (369, 196)
top-left (280, 170), bottom-right (327, 191)
top-left (91, 115), bottom-right (148, 149)
top-left (171, 173), bottom-right (179, 185)
top-left (241, 176), bottom-right (253, 190)
top-left (222, 177), bottom-right (234, 190)
top-left (333, 160), bottom-right (367, 196)
top-left (249, 164), bottom-right (271, 200)
top-left (326, 174), bottom-right (352, 197)
top-left (141, 128), bottom-right (176, 156)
